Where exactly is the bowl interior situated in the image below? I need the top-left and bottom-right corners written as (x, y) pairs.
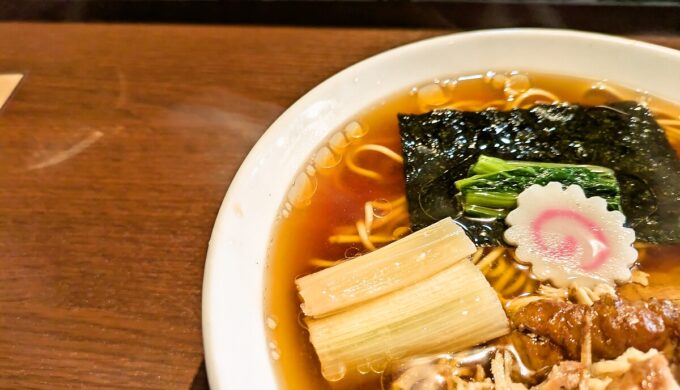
top-left (202, 29), bottom-right (680, 389)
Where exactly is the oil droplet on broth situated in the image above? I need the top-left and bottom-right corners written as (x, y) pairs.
top-left (417, 82), bottom-right (450, 110)
top-left (357, 362), bottom-right (371, 375)
top-left (344, 121), bottom-right (368, 139)
top-left (441, 78), bottom-right (457, 91)
top-left (505, 73), bottom-right (531, 96)
top-left (345, 246), bottom-right (362, 259)
top-left (267, 315), bottom-right (279, 330)
top-left (582, 81), bottom-right (621, 106)
top-left (369, 358), bottom-right (388, 374)
top-left (488, 72), bottom-right (508, 90)
top-left (322, 361), bottom-right (348, 382)
top-left (269, 339), bottom-right (281, 360)
top-left (329, 132), bottom-right (351, 154)
top-left (637, 90), bottom-right (652, 107)
top-left (314, 146), bottom-right (342, 171)
top-left (371, 198), bottom-right (392, 218)
top-left (287, 172), bottom-right (318, 208)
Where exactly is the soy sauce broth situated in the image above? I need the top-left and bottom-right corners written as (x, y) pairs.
top-left (263, 72), bottom-right (680, 390)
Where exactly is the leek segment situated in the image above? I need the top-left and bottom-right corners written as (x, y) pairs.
top-left (297, 218), bottom-right (510, 381)
top-left (296, 218), bottom-right (476, 318)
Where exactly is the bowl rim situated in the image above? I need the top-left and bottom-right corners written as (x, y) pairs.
top-left (202, 28), bottom-right (680, 390)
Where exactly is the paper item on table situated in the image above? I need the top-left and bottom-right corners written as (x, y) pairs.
top-left (0, 74), bottom-right (23, 110)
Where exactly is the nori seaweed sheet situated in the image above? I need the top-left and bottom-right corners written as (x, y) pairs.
top-left (398, 102), bottom-right (680, 245)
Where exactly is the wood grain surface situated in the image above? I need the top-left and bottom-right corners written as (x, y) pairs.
top-left (0, 23), bottom-right (678, 389)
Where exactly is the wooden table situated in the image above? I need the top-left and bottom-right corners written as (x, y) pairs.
top-left (0, 23), bottom-right (678, 389)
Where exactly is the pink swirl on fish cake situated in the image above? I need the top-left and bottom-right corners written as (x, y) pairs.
top-left (531, 208), bottom-right (611, 271)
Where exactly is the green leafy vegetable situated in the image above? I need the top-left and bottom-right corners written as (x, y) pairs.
top-left (398, 103), bottom-right (680, 245)
top-left (454, 155), bottom-right (621, 218)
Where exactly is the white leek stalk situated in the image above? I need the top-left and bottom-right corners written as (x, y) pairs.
top-left (297, 217), bottom-right (476, 317)
top-left (298, 218), bottom-right (509, 381)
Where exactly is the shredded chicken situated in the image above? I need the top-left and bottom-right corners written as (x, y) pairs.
top-left (391, 295), bottom-right (680, 390)
top-left (591, 348), bottom-right (660, 378)
top-left (531, 352), bottom-right (680, 390)
top-left (390, 348), bottom-right (680, 390)
top-left (533, 361), bottom-right (584, 390)
top-left (605, 354), bottom-right (679, 390)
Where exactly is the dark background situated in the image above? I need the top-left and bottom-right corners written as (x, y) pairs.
top-left (1, 0), bottom-right (680, 34)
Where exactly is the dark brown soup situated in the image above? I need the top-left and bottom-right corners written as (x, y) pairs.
top-left (264, 72), bottom-right (680, 390)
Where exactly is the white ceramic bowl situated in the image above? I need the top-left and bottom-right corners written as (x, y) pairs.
top-left (202, 29), bottom-right (680, 389)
